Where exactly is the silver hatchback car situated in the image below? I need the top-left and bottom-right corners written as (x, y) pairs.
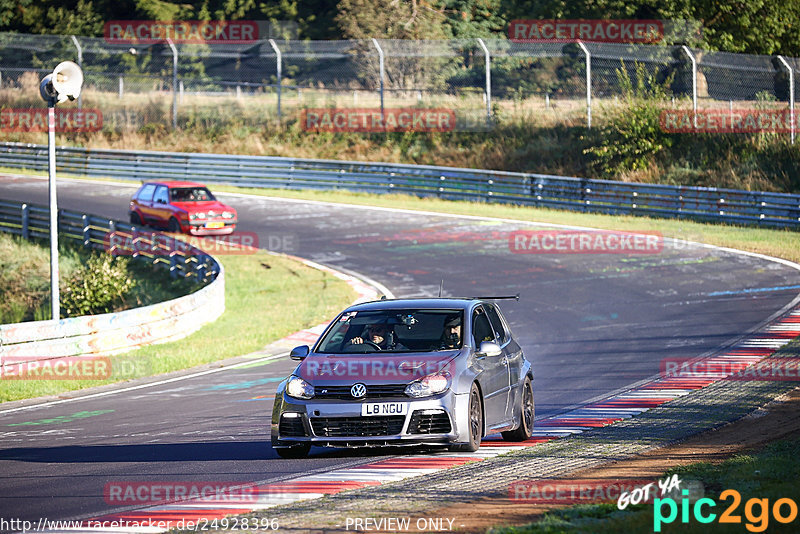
top-left (271, 297), bottom-right (534, 458)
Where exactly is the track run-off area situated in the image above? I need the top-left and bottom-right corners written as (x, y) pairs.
top-left (1, 174), bottom-right (799, 529)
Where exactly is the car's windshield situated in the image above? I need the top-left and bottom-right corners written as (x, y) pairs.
top-left (316, 309), bottom-right (464, 354)
top-left (170, 187), bottom-right (215, 202)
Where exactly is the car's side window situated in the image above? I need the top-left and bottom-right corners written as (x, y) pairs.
top-left (472, 307), bottom-right (496, 347)
top-left (138, 184), bottom-right (156, 202)
top-left (153, 186), bottom-right (169, 205)
top-left (485, 305), bottom-right (508, 344)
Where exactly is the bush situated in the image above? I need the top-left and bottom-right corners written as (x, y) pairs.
top-left (61, 253), bottom-right (136, 316)
top-left (583, 62), bottom-right (674, 178)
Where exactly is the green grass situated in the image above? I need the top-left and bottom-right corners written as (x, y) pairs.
top-left (489, 435), bottom-right (800, 533)
top-left (0, 232), bottom-right (197, 322)
top-left (0, 250), bottom-right (357, 402)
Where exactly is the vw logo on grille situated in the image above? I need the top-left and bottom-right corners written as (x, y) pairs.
top-left (350, 383), bottom-right (367, 399)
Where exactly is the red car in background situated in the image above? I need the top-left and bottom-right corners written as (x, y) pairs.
top-left (129, 181), bottom-right (238, 235)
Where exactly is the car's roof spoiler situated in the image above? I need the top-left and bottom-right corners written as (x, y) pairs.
top-left (471, 294), bottom-right (520, 301)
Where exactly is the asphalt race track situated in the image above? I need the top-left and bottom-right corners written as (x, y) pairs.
top-left (1, 174), bottom-right (799, 525)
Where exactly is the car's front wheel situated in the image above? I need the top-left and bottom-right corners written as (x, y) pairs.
top-left (130, 211), bottom-right (142, 226)
top-left (450, 383), bottom-right (483, 452)
top-left (502, 376), bottom-right (534, 442)
top-left (274, 443), bottom-right (311, 459)
top-left (168, 217), bottom-right (181, 233)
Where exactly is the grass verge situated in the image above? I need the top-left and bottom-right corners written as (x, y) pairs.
top-left (0, 232), bottom-right (195, 322)
top-left (491, 435), bottom-right (800, 533)
top-left (0, 250), bottom-right (357, 403)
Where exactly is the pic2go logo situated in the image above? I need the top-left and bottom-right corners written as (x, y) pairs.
top-left (653, 489), bottom-right (798, 532)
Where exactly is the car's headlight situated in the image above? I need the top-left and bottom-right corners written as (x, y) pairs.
top-left (222, 211), bottom-right (235, 219)
top-left (190, 212), bottom-right (207, 220)
top-left (286, 376), bottom-right (314, 399)
top-left (404, 372), bottom-right (451, 398)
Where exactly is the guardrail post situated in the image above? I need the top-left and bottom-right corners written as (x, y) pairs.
top-left (269, 39), bottom-right (282, 123)
top-left (371, 38), bottom-right (385, 125)
top-left (81, 214), bottom-right (90, 246)
top-left (21, 203), bottom-right (29, 239)
top-left (169, 254), bottom-right (178, 278)
top-left (70, 36), bottom-right (83, 110)
top-left (681, 46), bottom-right (697, 128)
top-left (777, 55), bottom-right (795, 145)
top-left (576, 41), bottom-right (591, 128)
top-left (167, 38), bottom-right (178, 130)
top-left (477, 38), bottom-right (491, 122)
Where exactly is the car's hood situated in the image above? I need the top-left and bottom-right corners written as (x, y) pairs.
top-left (170, 200), bottom-right (232, 213)
top-left (296, 350), bottom-right (461, 385)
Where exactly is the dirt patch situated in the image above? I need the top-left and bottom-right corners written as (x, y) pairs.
top-left (418, 387), bottom-right (800, 533)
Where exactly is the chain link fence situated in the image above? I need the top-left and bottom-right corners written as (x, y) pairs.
top-left (0, 31), bottom-right (798, 139)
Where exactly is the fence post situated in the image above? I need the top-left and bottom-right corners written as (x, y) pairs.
top-left (167, 38), bottom-right (178, 129)
top-left (681, 45), bottom-right (697, 128)
top-left (118, 76), bottom-right (124, 99)
top-left (268, 39), bottom-right (282, 122)
top-left (777, 55), bottom-right (795, 145)
top-left (477, 38), bottom-right (491, 122)
top-left (576, 41), bottom-right (591, 128)
top-left (81, 214), bottom-right (90, 246)
top-left (21, 203), bottom-right (29, 239)
top-left (70, 36), bottom-right (83, 110)
top-left (371, 38), bottom-right (385, 124)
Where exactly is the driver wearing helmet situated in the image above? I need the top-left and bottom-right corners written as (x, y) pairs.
top-left (439, 315), bottom-right (462, 349)
top-left (350, 322), bottom-right (406, 350)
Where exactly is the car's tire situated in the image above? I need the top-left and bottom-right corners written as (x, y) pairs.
top-left (449, 383), bottom-right (483, 452)
top-left (501, 376), bottom-right (534, 442)
top-left (129, 211), bottom-right (142, 226)
top-left (274, 443), bottom-right (311, 459)
top-left (168, 217), bottom-right (181, 233)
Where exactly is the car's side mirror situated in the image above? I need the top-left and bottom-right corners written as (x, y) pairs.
top-left (290, 345), bottom-right (310, 360)
top-left (476, 341), bottom-right (502, 358)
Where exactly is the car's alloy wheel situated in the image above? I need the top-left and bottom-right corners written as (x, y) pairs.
top-left (274, 443), bottom-right (311, 459)
top-left (502, 376), bottom-right (534, 442)
top-left (451, 383), bottom-right (483, 452)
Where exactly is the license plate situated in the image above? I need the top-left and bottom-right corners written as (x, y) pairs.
top-left (361, 402), bottom-right (408, 417)
top-left (205, 221), bottom-right (224, 229)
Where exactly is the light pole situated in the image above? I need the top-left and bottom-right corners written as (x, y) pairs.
top-left (39, 61), bottom-right (83, 321)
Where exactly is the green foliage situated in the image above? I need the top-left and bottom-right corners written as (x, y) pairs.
top-left (583, 62), bottom-right (674, 178)
top-left (60, 253), bottom-right (136, 316)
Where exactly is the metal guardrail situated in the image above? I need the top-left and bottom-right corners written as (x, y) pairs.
top-left (0, 199), bottom-right (220, 282)
top-left (0, 199), bottom-right (225, 368)
top-left (1, 142), bottom-right (799, 228)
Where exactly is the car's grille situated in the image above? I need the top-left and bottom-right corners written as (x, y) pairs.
top-left (314, 384), bottom-right (408, 400)
top-left (279, 415), bottom-right (306, 437)
top-left (408, 410), bottom-right (452, 434)
top-left (310, 416), bottom-right (405, 437)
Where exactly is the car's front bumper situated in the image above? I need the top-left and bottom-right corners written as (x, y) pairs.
top-left (271, 391), bottom-right (470, 448)
top-left (186, 220), bottom-right (237, 235)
